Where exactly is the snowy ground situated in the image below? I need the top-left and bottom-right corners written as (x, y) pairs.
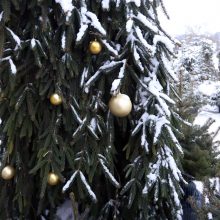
top-left (194, 105), bottom-right (220, 144)
top-left (194, 81), bottom-right (220, 153)
top-left (192, 80), bottom-right (220, 216)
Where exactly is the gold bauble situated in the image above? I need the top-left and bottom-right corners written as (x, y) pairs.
top-left (109, 93), bottom-right (132, 117)
top-left (89, 40), bottom-right (102, 54)
top-left (50, 93), bottom-right (62, 106)
top-left (47, 172), bottom-right (59, 186)
top-left (1, 165), bottom-right (15, 180)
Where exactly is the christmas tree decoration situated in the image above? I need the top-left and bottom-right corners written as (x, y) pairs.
top-left (89, 40), bottom-right (102, 55)
top-left (47, 172), bottom-right (59, 186)
top-left (109, 93), bottom-right (132, 117)
top-left (49, 93), bottom-right (62, 106)
top-left (1, 165), bottom-right (15, 180)
top-left (0, 1), bottom-right (187, 219)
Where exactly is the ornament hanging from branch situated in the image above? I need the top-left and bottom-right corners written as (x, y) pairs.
top-left (109, 93), bottom-right (132, 117)
top-left (50, 93), bottom-right (62, 106)
top-left (1, 165), bottom-right (15, 180)
top-left (47, 172), bottom-right (59, 186)
top-left (89, 40), bottom-right (102, 55)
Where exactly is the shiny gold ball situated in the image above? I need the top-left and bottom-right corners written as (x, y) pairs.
top-left (1, 165), bottom-right (15, 180)
top-left (109, 93), bottom-right (132, 117)
top-left (89, 41), bottom-right (102, 54)
top-left (47, 172), bottom-right (59, 186)
top-left (50, 93), bottom-right (62, 106)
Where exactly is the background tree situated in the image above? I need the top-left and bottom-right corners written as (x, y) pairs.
top-left (178, 119), bottom-right (220, 180)
top-left (0, 1), bottom-right (184, 219)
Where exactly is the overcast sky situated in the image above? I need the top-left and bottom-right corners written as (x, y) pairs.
top-left (159, 0), bottom-right (220, 36)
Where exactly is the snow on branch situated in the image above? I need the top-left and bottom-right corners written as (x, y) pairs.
top-left (168, 175), bottom-right (181, 207)
top-left (86, 11), bottom-right (106, 36)
top-left (61, 31), bottom-right (65, 50)
top-left (165, 125), bottom-right (183, 154)
top-left (153, 116), bottom-right (169, 144)
top-left (62, 171), bottom-right (78, 192)
top-left (134, 12), bottom-right (159, 33)
top-left (6, 28), bottom-right (21, 48)
top-left (76, 6), bottom-right (106, 43)
top-left (84, 60), bottom-right (124, 93)
top-left (126, 18), bottom-right (134, 33)
top-left (111, 79), bottom-right (121, 95)
top-left (1, 56), bottom-right (17, 75)
top-left (142, 145), bottom-right (184, 196)
top-left (99, 157), bottom-right (120, 188)
top-left (135, 27), bottom-right (154, 55)
top-left (159, 93), bottom-right (175, 105)
top-left (79, 171), bottom-right (97, 203)
top-left (110, 59), bottom-right (126, 95)
top-left (80, 67), bottom-right (89, 87)
top-left (147, 79), bottom-right (172, 117)
top-left (31, 38), bottom-right (36, 49)
top-left (9, 58), bottom-right (17, 74)
top-left (161, 52), bottom-right (178, 81)
top-left (76, 7), bottom-right (89, 43)
top-left (142, 162), bottom-right (159, 194)
top-left (141, 123), bottom-right (149, 152)
top-left (163, 145), bottom-right (183, 181)
top-left (55, 0), bottom-right (74, 21)
top-left (133, 46), bottom-right (144, 71)
top-left (101, 40), bottom-right (119, 56)
top-left (153, 35), bottom-right (174, 53)
top-left (0, 12), bottom-right (3, 21)
top-left (157, 96), bottom-right (171, 117)
top-left (76, 24), bottom-right (88, 42)
top-left (102, 0), bottom-right (110, 10)
top-left (70, 104), bottom-right (82, 124)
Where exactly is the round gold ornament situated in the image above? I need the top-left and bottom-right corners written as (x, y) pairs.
top-left (50, 93), bottom-right (62, 106)
top-left (1, 165), bottom-right (15, 180)
top-left (47, 172), bottom-right (59, 186)
top-left (109, 93), bottom-right (132, 117)
top-left (89, 40), bottom-right (102, 54)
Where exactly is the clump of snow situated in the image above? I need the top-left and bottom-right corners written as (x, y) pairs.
top-left (55, 0), bottom-right (74, 13)
top-left (193, 180), bottom-right (204, 193)
top-left (111, 79), bottom-right (121, 93)
top-left (199, 81), bottom-right (220, 97)
top-left (126, 19), bottom-right (133, 33)
top-left (9, 59), bottom-right (17, 74)
top-left (0, 12), bottom-right (3, 21)
top-left (55, 0), bottom-right (74, 21)
top-left (208, 212), bottom-right (213, 220)
top-left (31, 38), bottom-right (36, 48)
top-left (61, 32), bottom-right (65, 50)
top-left (102, 0), bottom-right (110, 10)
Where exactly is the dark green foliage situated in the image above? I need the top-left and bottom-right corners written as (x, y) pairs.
top-left (179, 120), bottom-right (219, 180)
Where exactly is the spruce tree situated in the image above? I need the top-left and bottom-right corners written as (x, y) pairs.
top-left (179, 119), bottom-right (219, 180)
top-left (0, 1), bottom-right (184, 219)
